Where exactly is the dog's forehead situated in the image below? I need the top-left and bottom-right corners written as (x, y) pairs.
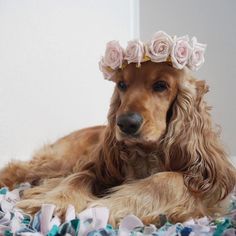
top-left (119, 61), bottom-right (182, 83)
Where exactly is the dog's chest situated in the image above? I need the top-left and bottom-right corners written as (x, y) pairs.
top-left (124, 150), bottom-right (163, 179)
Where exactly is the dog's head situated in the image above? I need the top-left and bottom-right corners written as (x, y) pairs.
top-left (108, 61), bottom-right (184, 144)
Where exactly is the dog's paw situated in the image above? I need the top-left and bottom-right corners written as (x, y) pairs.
top-left (0, 174), bottom-right (15, 190)
top-left (0, 180), bottom-right (6, 189)
top-left (16, 198), bottom-right (69, 219)
top-left (16, 199), bottom-right (43, 215)
top-left (89, 199), bottom-right (124, 226)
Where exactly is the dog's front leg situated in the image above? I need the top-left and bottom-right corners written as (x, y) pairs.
top-left (90, 172), bottom-right (203, 226)
top-left (17, 172), bottom-right (98, 218)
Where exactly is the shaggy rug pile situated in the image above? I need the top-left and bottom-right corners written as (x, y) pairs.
top-left (0, 184), bottom-right (235, 236)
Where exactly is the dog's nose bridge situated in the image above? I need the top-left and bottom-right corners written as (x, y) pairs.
top-left (121, 88), bottom-right (147, 112)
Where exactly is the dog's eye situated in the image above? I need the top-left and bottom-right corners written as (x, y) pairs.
top-left (117, 81), bottom-right (127, 92)
top-left (153, 81), bottom-right (168, 92)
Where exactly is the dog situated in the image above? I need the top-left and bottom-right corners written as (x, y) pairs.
top-left (0, 61), bottom-right (235, 225)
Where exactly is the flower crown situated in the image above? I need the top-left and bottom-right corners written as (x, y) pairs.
top-left (99, 31), bottom-right (207, 80)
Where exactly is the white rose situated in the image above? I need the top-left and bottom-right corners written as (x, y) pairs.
top-left (146, 31), bottom-right (173, 62)
top-left (187, 37), bottom-right (207, 71)
top-left (99, 57), bottom-right (115, 80)
top-left (171, 35), bottom-right (192, 69)
top-left (124, 40), bottom-right (145, 66)
top-left (103, 40), bottom-right (124, 70)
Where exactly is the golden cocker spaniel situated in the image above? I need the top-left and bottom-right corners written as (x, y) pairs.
top-left (0, 61), bottom-right (235, 225)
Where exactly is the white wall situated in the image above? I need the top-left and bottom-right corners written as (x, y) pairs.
top-left (0, 0), bottom-right (136, 166)
top-left (1, 0), bottom-right (235, 167)
top-left (140, 0), bottom-right (236, 157)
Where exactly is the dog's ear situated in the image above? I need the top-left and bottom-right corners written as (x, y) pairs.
top-left (161, 74), bottom-right (236, 203)
top-left (90, 88), bottom-right (127, 194)
top-left (195, 80), bottom-right (209, 96)
top-left (107, 88), bottom-right (121, 126)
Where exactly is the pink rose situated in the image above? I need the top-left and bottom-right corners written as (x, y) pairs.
top-left (146, 31), bottom-right (173, 62)
top-left (99, 57), bottom-right (116, 80)
top-left (124, 40), bottom-right (145, 66)
top-left (187, 37), bottom-right (207, 71)
top-left (171, 36), bottom-right (192, 69)
top-left (103, 41), bottom-right (124, 70)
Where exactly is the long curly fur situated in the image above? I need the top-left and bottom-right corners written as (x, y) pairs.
top-left (0, 61), bottom-right (235, 225)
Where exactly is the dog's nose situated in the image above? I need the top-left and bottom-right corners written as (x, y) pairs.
top-left (117, 112), bottom-right (143, 135)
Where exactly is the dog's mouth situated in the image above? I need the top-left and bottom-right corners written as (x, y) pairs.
top-left (116, 129), bottom-right (161, 147)
top-left (116, 126), bottom-right (140, 140)
top-left (117, 137), bottom-right (160, 152)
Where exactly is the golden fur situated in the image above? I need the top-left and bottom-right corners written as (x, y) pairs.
top-left (0, 61), bottom-right (235, 225)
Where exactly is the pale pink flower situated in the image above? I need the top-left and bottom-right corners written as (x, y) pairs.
top-left (187, 37), bottom-right (207, 71)
top-left (103, 40), bottom-right (124, 70)
top-left (146, 31), bottom-right (173, 62)
top-left (171, 36), bottom-right (192, 69)
top-left (99, 57), bottom-right (115, 80)
top-left (124, 40), bottom-right (145, 66)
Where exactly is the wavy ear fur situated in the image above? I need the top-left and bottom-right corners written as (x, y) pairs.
top-left (161, 73), bottom-right (236, 203)
top-left (101, 88), bottom-right (127, 182)
top-left (86, 88), bottom-right (128, 195)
